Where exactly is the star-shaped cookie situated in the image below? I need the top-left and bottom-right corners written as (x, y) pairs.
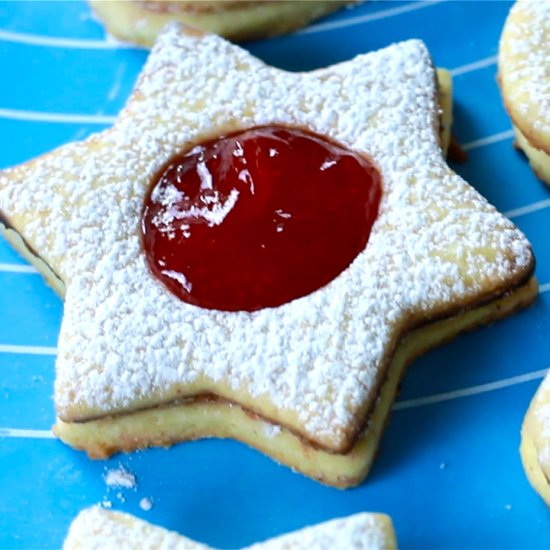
top-left (63, 507), bottom-right (397, 550)
top-left (0, 24), bottom-right (536, 487)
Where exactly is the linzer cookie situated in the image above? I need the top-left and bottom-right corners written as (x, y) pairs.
top-left (0, 24), bottom-right (536, 487)
top-left (499, 0), bottom-right (550, 185)
top-left (521, 372), bottom-right (550, 506)
top-left (89, 0), bottom-right (353, 46)
top-left (63, 507), bottom-right (398, 550)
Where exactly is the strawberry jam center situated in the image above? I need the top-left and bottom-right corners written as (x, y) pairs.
top-left (142, 126), bottom-right (381, 312)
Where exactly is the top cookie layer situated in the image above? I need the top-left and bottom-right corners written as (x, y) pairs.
top-left (0, 25), bottom-right (534, 452)
top-left (499, 0), bottom-right (550, 153)
top-left (63, 507), bottom-right (397, 550)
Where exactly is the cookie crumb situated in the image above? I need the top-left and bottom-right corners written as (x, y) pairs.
top-left (101, 500), bottom-right (112, 509)
top-left (139, 497), bottom-right (153, 511)
top-left (104, 467), bottom-right (136, 489)
top-left (263, 422), bottom-right (282, 438)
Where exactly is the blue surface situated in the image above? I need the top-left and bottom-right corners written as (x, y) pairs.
top-left (1, 1), bottom-right (549, 548)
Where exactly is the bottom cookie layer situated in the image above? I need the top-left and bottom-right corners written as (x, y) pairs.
top-left (514, 125), bottom-right (550, 186)
top-left (520, 374), bottom-right (550, 506)
top-left (55, 277), bottom-right (538, 488)
top-left (0, 223), bottom-right (65, 297)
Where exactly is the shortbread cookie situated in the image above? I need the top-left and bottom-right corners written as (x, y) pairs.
top-left (521, 372), bottom-right (550, 506)
top-left (0, 24), bottom-right (536, 487)
top-left (63, 507), bottom-right (397, 550)
top-left (498, 0), bottom-right (550, 185)
top-left (89, 0), bottom-right (353, 46)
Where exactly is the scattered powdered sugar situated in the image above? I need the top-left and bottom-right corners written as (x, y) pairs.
top-left (152, 187), bottom-right (240, 235)
top-left (104, 467), bottom-right (136, 489)
top-left (0, 25), bottom-right (534, 450)
top-left (536, 403), bottom-right (550, 439)
top-left (538, 445), bottom-right (550, 468)
top-left (263, 422), bottom-right (282, 439)
top-left (139, 497), bottom-right (153, 511)
top-left (499, 0), bottom-right (550, 136)
top-left (101, 467), bottom-right (153, 512)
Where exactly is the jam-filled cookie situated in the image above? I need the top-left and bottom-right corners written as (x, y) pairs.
top-left (63, 507), bottom-right (397, 550)
top-left (0, 24), bottom-right (536, 488)
top-left (521, 372), bottom-right (550, 506)
top-left (89, 0), bottom-right (353, 46)
top-left (499, 0), bottom-right (550, 185)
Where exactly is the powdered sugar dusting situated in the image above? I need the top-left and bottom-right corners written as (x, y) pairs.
top-left (63, 507), bottom-right (395, 549)
top-left (152, 187), bottom-right (240, 234)
top-left (248, 513), bottom-right (393, 550)
top-left (536, 403), bottom-right (550, 439)
top-left (104, 467), bottom-right (136, 489)
top-left (538, 444), bottom-right (550, 469)
top-left (63, 506), bottom-right (207, 549)
top-left (0, 25), bottom-right (533, 450)
top-left (499, 0), bottom-right (550, 137)
top-left (139, 497), bottom-right (153, 511)
top-left (263, 421), bottom-right (282, 439)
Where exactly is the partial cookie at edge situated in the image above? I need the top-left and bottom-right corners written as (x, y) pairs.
top-left (63, 507), bottom-right (398, 550)
top-left (521, 372), bottom-right (550, 506)
top-left (89, 0), bottom-right (354, 46)
top-left (498, 0), bottom-right (550, 185)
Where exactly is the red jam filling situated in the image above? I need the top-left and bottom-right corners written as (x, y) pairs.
top-left (142, 126), bottom-right (382, 312)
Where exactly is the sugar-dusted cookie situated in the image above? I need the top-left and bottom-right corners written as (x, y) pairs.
top-left (498, 0), bottom-right (550, 185)
top-left (63, 507), bottom-right (397, 550)
top-left (521, 372), bottom-right (550, 506)
top-left (89, 0), bottom-right (353, 47)
top-left (0, 24), bottom-right (536, 487)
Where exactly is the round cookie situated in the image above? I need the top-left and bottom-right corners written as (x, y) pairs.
top-left (498, 0), bottom-right (550, 185)
top-left (89, 0), bottom-right (353, 46)
top-left (521, 372), bottom-right (550, 506)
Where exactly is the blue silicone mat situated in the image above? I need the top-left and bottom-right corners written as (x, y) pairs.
top-left (1, 1), bottom-right (549, 548)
